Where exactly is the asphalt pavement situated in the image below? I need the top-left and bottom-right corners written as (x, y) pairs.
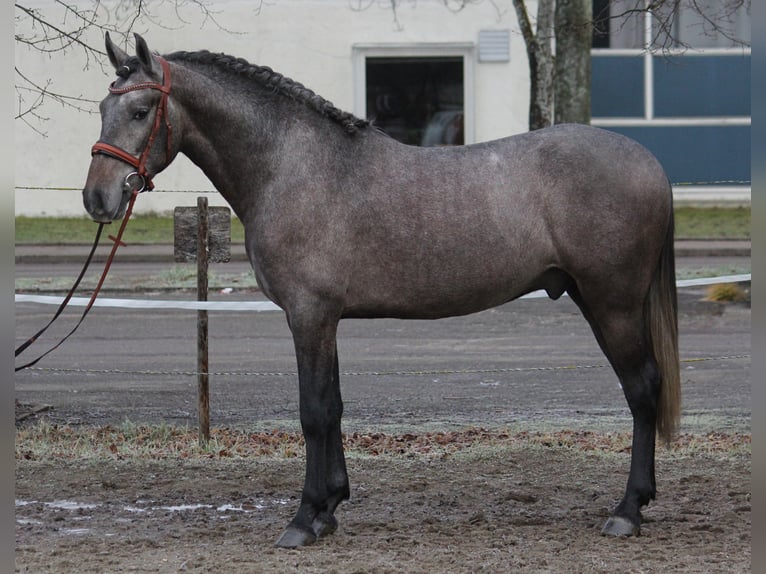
top-left (14, 239), bottom-right (751, 435)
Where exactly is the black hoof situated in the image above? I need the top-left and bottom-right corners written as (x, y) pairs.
top-left (312, 513), bottom-right (338, 538)
top-left (601, 515), bottom-right (640, 537)
top-left (275, 525), bottom-right (317, 548)
top-left (275, 515), bottom-right (339, 548)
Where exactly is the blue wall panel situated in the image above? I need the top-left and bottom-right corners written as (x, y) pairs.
top-left (605, 125), bottom-right (750, 185)
top-left (653, 55), bottom-right (750, 117)
top-left (591, 56), bottom-right (644, 117)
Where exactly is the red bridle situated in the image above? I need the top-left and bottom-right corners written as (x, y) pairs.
top-left (15, 57), bottom-right (173, 371)
top-left (91, 56), bottom-right (173, 192)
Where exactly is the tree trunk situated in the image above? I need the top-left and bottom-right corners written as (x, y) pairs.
top-left (554, 0), bottom-right (592, 125)
top-left (513, 0), bottom-right (555, 131)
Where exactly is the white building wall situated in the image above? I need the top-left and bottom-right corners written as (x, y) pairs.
top-left (15, 0), bottom-right (531, 216)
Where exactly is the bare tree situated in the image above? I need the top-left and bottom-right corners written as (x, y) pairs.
top-left (349, 0), bottom-right (496, 31)
top-left (554, 0), bottom-right (591, 125)
top-left (512, 0), bottom-right (555, 130)
top-left (601, 0), bottom-right (751, 51)
top-left (14, 0), bottom-right (232, 135)
top-left (504, 0), bottom-right (749, 130)
top-left (17, 0), bottom-right (750, 135)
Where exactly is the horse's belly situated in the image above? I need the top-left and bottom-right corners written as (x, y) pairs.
top-left (341, 266), bottom-right (546, 320)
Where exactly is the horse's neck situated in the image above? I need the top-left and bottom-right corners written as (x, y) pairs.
top-left (173, 76), bottom-right (285, 212)
top-left (174, 74), bottom-right (368, 216)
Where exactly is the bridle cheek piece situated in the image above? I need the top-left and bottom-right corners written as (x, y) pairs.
top-left (91, 56), bottom-right (173, 193)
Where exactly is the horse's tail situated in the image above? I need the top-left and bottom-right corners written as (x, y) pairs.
top-left (647, 209), bottom-right (681, 445)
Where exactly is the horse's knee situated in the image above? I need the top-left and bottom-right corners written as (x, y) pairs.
top-left (299, 398), bottom-right (343, 436)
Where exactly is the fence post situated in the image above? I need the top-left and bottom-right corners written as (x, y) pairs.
top-left (197, 196), bottom-right (210, 446)
top-left (174, 199), bottom-right (230, 446)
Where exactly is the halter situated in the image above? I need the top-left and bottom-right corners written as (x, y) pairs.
top-left (91, 56), bottom-right (173, 192)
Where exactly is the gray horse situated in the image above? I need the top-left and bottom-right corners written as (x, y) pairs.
top-left (83, 33), bottom-right (680, 548)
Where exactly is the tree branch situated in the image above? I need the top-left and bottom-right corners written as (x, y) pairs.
top-left (15, 0), bottom-right (239, 134)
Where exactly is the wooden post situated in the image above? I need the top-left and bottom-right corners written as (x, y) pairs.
top-left (197, 196), bottom-right (210, 446)
top-left (174, 200), bottom-right (229, 446)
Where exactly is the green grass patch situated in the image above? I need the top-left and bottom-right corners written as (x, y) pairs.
top-left (674, 206), bottom-right (750, 239)
top-left (15, 213), bottom-right (247, 244)
top-left (15, 207), bottom-right (749, 244)
top-left (14, 266), bottom-right (260, 292)
top-left (15, 207), bottom-right (750, 244)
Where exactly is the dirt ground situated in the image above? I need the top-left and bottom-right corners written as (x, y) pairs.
top-left (15, 285), bottom-right (751, 572)
top-left (15, 425), bottom-right (750, 573)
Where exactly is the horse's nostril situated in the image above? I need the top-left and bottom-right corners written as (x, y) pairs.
top-left (83, 189), bottom-right (111, 221)
top-left (83, 190), bottom-right (98, 213)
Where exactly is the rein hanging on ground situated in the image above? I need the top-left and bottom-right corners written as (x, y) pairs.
top-left (91, 56), bottom-right (173, 192)
top-left (15, 190), bottom-right (141, 372)
top-left (16, 57), bottom-right (175, 371)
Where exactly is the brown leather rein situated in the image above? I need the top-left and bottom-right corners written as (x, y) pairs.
top-left (15, 58), bottom-right (173, 372)
top-left (15, 190), bottom-right (140, 371)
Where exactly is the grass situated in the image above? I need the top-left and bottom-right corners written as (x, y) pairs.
top-left (14, 265), bottom-right (261, 292)
top-left (15, 420), bottom-right (751, 462)
top-left (673, 206), bottom-right (750, 239)
top-left (705, 282), bottom-right (749, 302)
top-left (14, 207), bottom-right (750, 244)
top-left (15, 213), bottom-right (247, 244)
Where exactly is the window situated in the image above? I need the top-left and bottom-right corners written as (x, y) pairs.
top-left (365, 57), bottom-right (463, 146)
top-left (353, 45), bottom-right (474, 146)
top-left (592, 0), bottom-right (751, 50)
top-left (589, 0), bottom-right (750, 200)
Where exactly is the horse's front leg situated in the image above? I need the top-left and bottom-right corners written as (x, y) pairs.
top-left (276, 315), bottom-right (348, 548)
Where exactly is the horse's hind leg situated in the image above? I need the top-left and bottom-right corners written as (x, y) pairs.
top-left (568, 286), bottom-right (660, 536)
top-left (275, 313), bottom-right (349, 548)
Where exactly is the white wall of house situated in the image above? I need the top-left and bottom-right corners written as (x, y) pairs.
top-left (15, 0), bottom-right (531, 216)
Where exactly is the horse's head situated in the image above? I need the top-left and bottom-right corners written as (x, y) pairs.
top-left (83, 33), bottom-right (176, 222)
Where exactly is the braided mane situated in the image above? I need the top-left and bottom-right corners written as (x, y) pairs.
top-left (165, 50), bottom-right (369, 134)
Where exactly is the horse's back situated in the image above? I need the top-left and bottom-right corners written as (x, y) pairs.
top-left (494, 124), bottom-right (669, 205)
top-left (341, 124), bottom-right (671, 318)
top-left (261, 123), bottom-right (672, 319)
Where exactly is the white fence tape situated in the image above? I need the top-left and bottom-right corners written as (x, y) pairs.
top-left (14, 294), bottom-right (283, 312)
top-left (14, 274), bottom-right (750, 312)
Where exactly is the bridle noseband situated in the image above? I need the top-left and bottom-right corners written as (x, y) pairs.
top-left (91, 56), bottom-right (173, 192)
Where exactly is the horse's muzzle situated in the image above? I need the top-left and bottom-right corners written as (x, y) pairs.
top-left (82, 186), bottom-right (129, 223)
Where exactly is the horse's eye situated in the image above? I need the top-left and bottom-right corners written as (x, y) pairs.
top-left (132, 109), bottom-right (149, 121)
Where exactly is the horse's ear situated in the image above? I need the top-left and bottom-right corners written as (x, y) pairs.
top-left (134, 33), bottom-right (160, 77)
top-left (105, 31), bottom-right (129, 70)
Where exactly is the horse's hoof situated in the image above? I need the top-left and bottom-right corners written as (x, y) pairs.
top-left (275, 525), bottom-right (317, 548)
top-left (601, 515), bottom-right (640, 537)
top-left (312, 513), bottom-right (338, 538)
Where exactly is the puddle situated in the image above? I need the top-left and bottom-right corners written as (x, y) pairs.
top-left (158, 503), bottom-right (213, 512)
top-left (46, 500), bottom-right (99, 511)
top-left (18, 498), bottom-right (289, 513)
top-left (61, 528), bottom-right (90, 535)
top-left (15, 499), bottom-right (100, 511)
